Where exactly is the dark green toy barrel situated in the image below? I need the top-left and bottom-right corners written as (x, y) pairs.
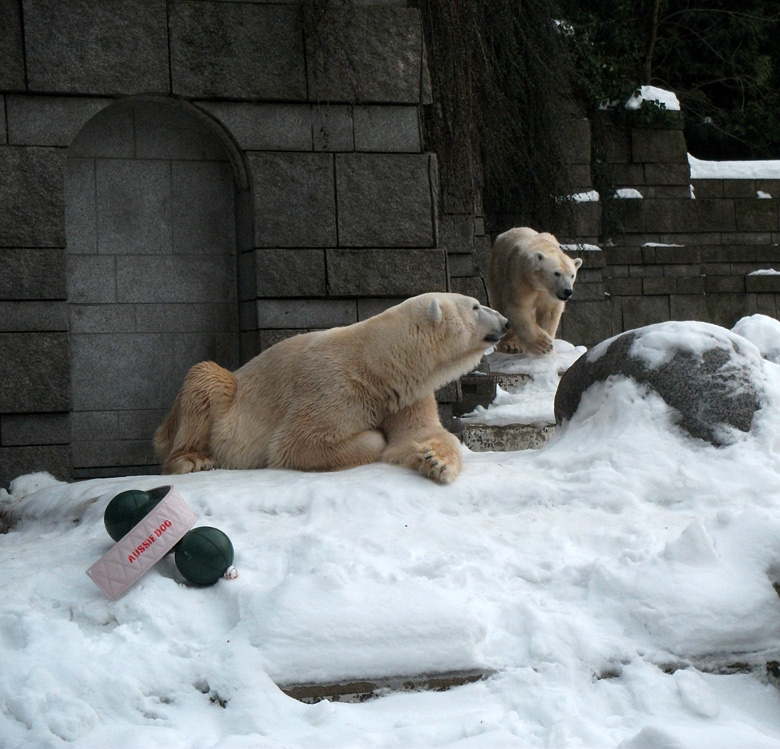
top-left (174, 526), bottom-right (235, 586)
top-left (103, 486), bottom-right (171, 542)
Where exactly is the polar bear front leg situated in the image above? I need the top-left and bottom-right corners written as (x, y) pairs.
top-left (411, 433), bottom-right (462, 484)
top-left (504, 301), bottom-right (554, 355)
top-left (497, 328), bottom-right (523, 354)
top-left (381, 397), bottom-right (462, 484)
top-left (536, 300), bottom-right (564, 341)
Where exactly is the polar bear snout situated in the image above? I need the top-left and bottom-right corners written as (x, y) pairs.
top-left (483, 308), bottom-right (510, 342)
top-left (558, 287), bottom-right (573, 301)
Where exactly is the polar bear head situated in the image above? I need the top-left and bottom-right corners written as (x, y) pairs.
top-left (421, 293), bottom-right (509, 353)
top-left (361, 292), bottom-right (509, 406)
top-left (531, 234), bottom-right (583, 301)
top-left (400, 293), bottom-right (506, 386)
top-left (385, 293), bottom-right (508, 383)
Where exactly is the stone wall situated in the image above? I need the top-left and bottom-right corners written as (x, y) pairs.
top-left (546, 114), bottom-right (780, 348)
top-left (64, 99), bottom-right (241, 479)
top-left (0, 0), bottom-right (444, 487)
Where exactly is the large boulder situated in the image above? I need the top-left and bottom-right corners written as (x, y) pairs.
top-left (554, 321), bottom-right (765, 446)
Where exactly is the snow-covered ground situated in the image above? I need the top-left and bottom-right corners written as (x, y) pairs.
top-left (4, 315), bottom-right (780, 748)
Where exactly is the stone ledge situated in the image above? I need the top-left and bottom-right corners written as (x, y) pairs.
top-left (453, 368), bottom-right (497, 417)
top-left (493, 372), bottom-right (532, 393)
top-left (461, 422), bottom-right (556, 452)
top-left (746, 273), bottom-right (780, 293)
top-left (281, 668), bottom-right (489, 705)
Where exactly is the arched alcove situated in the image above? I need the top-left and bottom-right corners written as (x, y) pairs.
top-left (65, 97), bottom-right (249, 478)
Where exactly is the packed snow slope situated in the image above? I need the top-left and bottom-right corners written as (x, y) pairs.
top-left (3, 315), bottom-right (780, 748)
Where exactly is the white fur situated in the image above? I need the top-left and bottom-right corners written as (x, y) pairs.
top-left (155, 293), bottom-right (508, 484)
top-left (486, 227), bottom-right (582, 355)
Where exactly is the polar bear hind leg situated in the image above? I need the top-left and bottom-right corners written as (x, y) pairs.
top-left (154, 361), bottom-right (237, 474)
top-left (269, 428), bottom-right (387, 472)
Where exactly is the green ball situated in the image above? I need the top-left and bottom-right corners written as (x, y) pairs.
top-left (104, 486), bottom-right (172, 542)
top-left (129, 485), bottom-right (169, 527)
top-left (175, 527), bottom-right (235, 586)
top-left (104, 489), bottom-right (151, 541)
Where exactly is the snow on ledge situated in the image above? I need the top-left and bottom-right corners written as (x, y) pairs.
top-left (625, 86), bottom-right (681, 111)
top-left (689, 154), bottom-right (780, 180)
top-left (560, 243), bottom-right (602, 253)
top-left (570, 190), bottom-right (600, 202)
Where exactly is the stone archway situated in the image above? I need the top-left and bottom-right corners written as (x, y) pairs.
top-left (65, 98), bottom-right (244, 479)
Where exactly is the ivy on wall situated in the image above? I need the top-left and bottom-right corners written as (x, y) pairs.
top-left (559, 0), bottom-right (780, 160)
top-left (412, 0), bottom-right (577, 226)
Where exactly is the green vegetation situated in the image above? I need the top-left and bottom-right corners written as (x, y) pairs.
top-left (559, 0), bottom-right (780, 159)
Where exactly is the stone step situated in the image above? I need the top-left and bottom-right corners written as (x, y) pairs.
top-left (443, 345), bottom-right (585, 452)
top-left (493, 372), bottom-right (533, 393)
top-left (449, 363), bottom-right (548, 418)
top-left (454, 361), bottom-right (559, 453)
top-left (281, 668), bottom-right (490, 704)
top-left (460, 421), bottom-right (556, 452)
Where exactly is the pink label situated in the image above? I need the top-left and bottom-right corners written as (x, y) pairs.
top-left (86, 486), bottom-right (197, 600)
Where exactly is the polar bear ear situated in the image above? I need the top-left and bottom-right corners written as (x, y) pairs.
top-left (574, 257), bottom-right (583, 269)
top-left (426, 297), bottom-right (443, 324)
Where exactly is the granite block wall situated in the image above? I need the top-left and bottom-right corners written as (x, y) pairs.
top-left (64, 98), bottom-right (240, 479)
top-left (555, 114), bottom-right (780, 346)
top-left (0, 0), bottom-right (447, 486)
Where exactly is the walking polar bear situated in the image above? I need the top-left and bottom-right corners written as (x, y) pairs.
top-left (486, 227), bottom-right (582, 355)
top-left (155, 293), bottom-right (508, 484)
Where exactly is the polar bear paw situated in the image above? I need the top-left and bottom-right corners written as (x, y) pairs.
top-left (527, 334), bottom-right (554, 355)
top-left (497, 330), bottom-right (522, 354)
top-left (165, 452), bottom-right (216, 474)
top-left (415, 440), bottom-right (462, 484)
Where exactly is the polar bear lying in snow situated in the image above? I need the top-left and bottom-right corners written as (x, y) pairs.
top-left (155, 293), bottom-right (508, 484)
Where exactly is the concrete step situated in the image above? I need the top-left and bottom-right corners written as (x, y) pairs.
top-left (281, 668), bottom-right (490, 704)
top-left (453, 344), bottom-right (586, 452)
top-left (460, 421), bottom-right (555, 452)
top-left (493, 372), bottom-right (533, 393)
